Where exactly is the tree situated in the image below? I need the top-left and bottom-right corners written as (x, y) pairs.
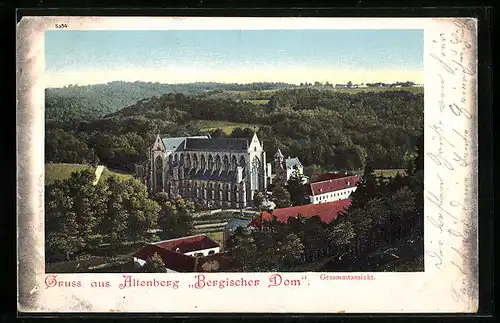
top-left (408, 133), bottom-right (424, 230)
top-left (122, 178), bottom-right (160, 242)
top-left (287, 176), bottom-right (309, 206)
top-left (45, 169), bottom-right (108, 260)
top-left (230, 127), bottom-right (255, 139)
top-left (45, 185), bottom-right (81, 261)
top-left (276, 233), bottom-right (305, 270)
top-left (100, 176), bottom-right (128, 246)
top-left (65, 170), bottom-right (107, 251)
top-left (349, 162), bottom-right (379, 209)
top-left (328, 220), bottom-right (356, 257)
top-left (386, 187), bottom-right (416, 239)
top-left (272, 183), bottom-right (292, 208)
top-left (227, 227), bottom-right (258, 271)
top-left (45, 128), bottom-right (99, 164)
top-left (303, 164), bottom-right (326, 182)
top-left (347, 81), bottom-right (353, 88)
top-left (142, 252), bottom-right (167, 273)
top-left (155, 195), bottom-right (195, 240)
top-left (209, 128), bottom-right (226, 138)
top-left (253, 191), bottom-right (264, 209)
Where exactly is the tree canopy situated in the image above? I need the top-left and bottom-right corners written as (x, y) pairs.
top-left (45, 85), bottom-right (423, 172)
top-left (45, 170), bottom-right (160, 262)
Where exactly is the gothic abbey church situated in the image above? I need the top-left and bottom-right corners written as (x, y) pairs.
top-left (135, 133), bottom-right (284, 209)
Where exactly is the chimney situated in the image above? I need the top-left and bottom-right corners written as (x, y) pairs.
top-left (236, 166), bottom-right (243, 183)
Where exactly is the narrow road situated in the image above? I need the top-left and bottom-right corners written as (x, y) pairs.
top-left (93, 165), bottom-right (105, 185)
top-left (194, 222), bottom-right (228, 229)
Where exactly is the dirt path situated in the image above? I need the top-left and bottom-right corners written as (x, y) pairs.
top-left (93, 165), bottom-right (105, 185)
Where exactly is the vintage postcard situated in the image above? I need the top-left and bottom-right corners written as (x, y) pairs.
top-left (17, 16), bottom-right (478, 313)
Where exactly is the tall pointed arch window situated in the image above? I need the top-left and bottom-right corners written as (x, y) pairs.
top-left (155, 155), bottom-right (163, 190)
top-left (251, 156), bottom-right (260, 191)
top-left (208, 155), bottom-right (214, 171)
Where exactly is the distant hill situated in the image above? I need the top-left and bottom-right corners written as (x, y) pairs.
top-left (45, 81), bottom-right (297, 122)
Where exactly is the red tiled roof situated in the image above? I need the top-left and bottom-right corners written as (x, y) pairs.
top-left (314, 172), bottom-right (346, 182)
top-left (260, 199), bottom-right (352, 225)
top-left (134, 245), bottom-right (235, 273)
top-left (153, 234), bottom-right (219, 253)
top-left (134, 245), bottom-right (196, 272)
top-left (310, 175), bottom-right (360, 196)
top-left (249, 217), bottom-right (262, 229)
top-left (133, 234), bottom-right (220, 272)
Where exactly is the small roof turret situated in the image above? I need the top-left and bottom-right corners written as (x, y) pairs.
top-left (274, 148), bottom-right (284, 159)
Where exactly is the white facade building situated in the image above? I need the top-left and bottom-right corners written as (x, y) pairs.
top-left (308, 175), bottom-right (360, 204)
top-left (284, 157), bottom-right (304, 182)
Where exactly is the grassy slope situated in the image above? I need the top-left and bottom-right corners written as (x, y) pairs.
top-left (207, 231), bottom-right (225, 249)
top-left (45, 163), bottom-right (133, 185)
top-left (374, 169), bottom-right (407, 178)
top-left (190, 120), bottom-right (261, 135)
top-left (244, 99), bottom-right (270, 105)
top-left (331, 86), bottom-right (423, 94)
top-left (234, 87), bottom-right (423, 106)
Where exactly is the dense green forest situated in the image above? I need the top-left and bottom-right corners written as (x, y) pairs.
top-left (45, 170), bottom-right (196, 263)
top-left (45, 81), bottom-right (296, 121)
top-left (46, 83), bottom-right (423, 173)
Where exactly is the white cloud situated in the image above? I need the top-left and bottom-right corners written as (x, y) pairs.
top-left (44, 66), bottom-right (424, 88)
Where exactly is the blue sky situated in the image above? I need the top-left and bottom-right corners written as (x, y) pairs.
top-left (45, 29), bottom-right (424, 87)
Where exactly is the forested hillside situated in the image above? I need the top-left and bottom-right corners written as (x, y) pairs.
top-left (45, 85), bottom-right (423, 174)
top-left (45, 81), bottom-right (296, 121)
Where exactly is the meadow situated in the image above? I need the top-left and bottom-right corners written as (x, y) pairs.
top-left (374, 169), bottom-right (407, 178)
top-left (45, 163), bottom-right (133, 185)
top-left (232, 86), bottom-right (423, 105)
top-left (190, 120), bottom-right (261, 135)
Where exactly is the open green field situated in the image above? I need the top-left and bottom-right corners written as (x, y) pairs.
top-left (191, 120), bottom-right (261, 135)
top-left (45, 163), bottom-right (133, 185)
top-left (225, 87), bottom-right (423, 106)
top-left (229, 87), bottom-right (423, 97)
top-left (374, 169), bottom-right (407, 178)
top-left (244, 99), bottom-right (269, 105)
top-left (207, 231), bottom-right (225, 249)
top-left (331, 86), bottom-right (424, 94)
top-left (227, 89), bottom-right (278, 97)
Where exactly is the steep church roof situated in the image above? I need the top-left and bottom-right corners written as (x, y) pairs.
top-left (161, 136), bottom-right (209, 152)
top-left (185, 138), bottom-right (249, 151)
